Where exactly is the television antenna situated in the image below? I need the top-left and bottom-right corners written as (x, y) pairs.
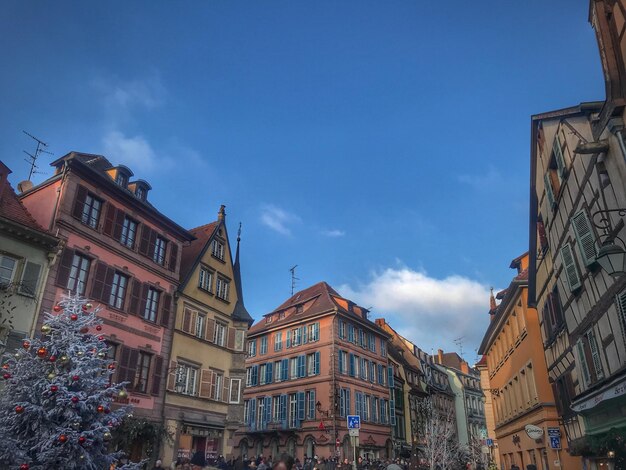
top-left (289, 265), bottom-right (299, 296)
top-left (454, 336), bottom-right (465, 359)
top-left (23, 131), bottom-right (52, 180)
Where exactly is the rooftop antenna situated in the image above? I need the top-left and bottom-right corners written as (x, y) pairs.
top-left (23, 131), bottom-right (52, 180)
top-left (454, 336), bottom-right (465, 359)
top-left (289, 265), bottom-right (299, 296)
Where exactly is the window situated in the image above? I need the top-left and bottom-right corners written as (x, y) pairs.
top-left (142, 288), bottom-right (160, 322)
top-left (377, 364), bottom-right (385, 385)
top-left (289, 393), bottom-right (298, 428)
top-left (340, 388), bottom-right (350, 417)
top-left (135, 186), bottom-right (145, 201)
top-left (212, 239), bottom-right (225, 260)
top-left (306, 390), bottom-right (316, 420)
top-left (120, 217), bottom-right (137, 248)
top-left (359, 329), bottom-right (365, 348)
top-left (364, 395), bottom-right (370, 421)
top-left (339, 350), bottom-right (348, 374)
top-left (260, 336), bottom-right (268, 355)
top-left (18, 261), bottom-right (41, 296)
top-left (542, 286), bottom-right (564, 341)
top-left (211, 372), bottom-right (224, 401)
top-left (572, 211), bottom-right (598, 268)
top-left (177, 363), bottom-right (198, 395)
top-left (380, 338), bottom-right (387, 357)
top-left (109, 272), bottom-right (128, 309)
top-left (235, 330), bottom-right (245, 351)
top-left (308, 323), bottom-right (320, 342)
top-left (81, 193), bottom-right (102, 229)
top-left (339, 320), bottom-right (346, 339)
top-left (274, 332), bottom-right (283, 351)
top-left (291, 328), bottom-right (301, 346)
top-left (0, 255), bottom-right (17, 287)
top-left (230, 378), bottom-right (241, 403)
top-left (115, 172), bottom-right (128, 187)
top-left (216, 277), bottom-right (230, 300)
top-left (198, 267), bottom-right (213, 292)
top-left (274, 361), bottom-right (282, 382)
top-left (67, 254), bottom-right (90, 295)
top-left (307, 353), bottom-right (316, 376)
top-left (369, 361), bottom-right (375, 383)
top-left (213, 322), bottom-right (226, 347)
top-left (246, 367), bottom-right (253, 387)
top-left (354, 356), bottom-right (360, 378)
top-left (368, 333), bottom-right (376, 352)
top-left (153, 236), bottom-right (167, 265)
top-left (361, 358), bottom-right (367, 380)
top-left (290, 357), bottom-right (298, 379)
top-left (348, 324), bottom-right (355, 343)
top-left (134, 352), bottom-right (152, 393)
top-left (247, 340), bottom-right (257, 357)
top-left (195, 314), bottom-right (206, 338)
top-left (260, 364), bottom-right (267, 385)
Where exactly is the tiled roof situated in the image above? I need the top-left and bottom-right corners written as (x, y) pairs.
top-left (514, 267), bottom-right (529, 281)
top-left (248, 281), bottom-right (379, 336)
top-left (179, 221), bottom-right (220, 284)
top-left (0, 179), bottom-right (47, 233)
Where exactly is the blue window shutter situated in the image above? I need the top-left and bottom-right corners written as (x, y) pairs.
top-left (346, 389), bottom-right (351, 415)
top-left (377, 364), bottom-right (383, 384)
top-left (348, 325), bottom-right (354, 342)
top-left (250, 398), bottom-right (257, 430)
top-left (339, 351), bottom-right (344, 374)
top-left (297, 391), bottom-right (305, 421)
top-left (302, 326), bottom-right (308, 344)
top-left (369, 362), bottom-right (374, 383)
top-left (280, 394), bottom-right (287, 428)
top-left (298, 355), bottom-right (306, 378)
top-left (349, 353), bottom-right (355, 377)
top-left (314, 322), bottom-right (320, 341)
top-left (387, 366), bottom-right (394, 388)
top-left (252, 365), bottom-right (259, 386)
top-left (390, 399), bottom-right (396, 426)
top-left (264, 396), bottom-right (272, 427)
top-left (286, 329), bottom-right (291, 348)
top-left (315, 351), bottom-right (320, 375)
top-left (266, 362), bottom-right (273, 384)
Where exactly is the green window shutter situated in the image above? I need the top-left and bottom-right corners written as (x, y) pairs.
top-left (553, 137), bottom-right (566, 178)
top-left (576, 339), bottom-right (591, 387)
top-left (616, 290), bottom-right (626, 347)
top-left (572, 211), bottom-right (597, 267)
top-left (544, 173), bottom-right (556, 209)
top-left (586, 329), bottom-right (604, 381)
top-left (560, 244), bottom-right (582, 292)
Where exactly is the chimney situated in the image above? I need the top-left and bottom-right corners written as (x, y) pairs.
top-left (17, 180), bottom-right (33, 193)
top-left (218, 204), bottom-right (226, 221)
top-left (461, 360), bottom-right (470, 375)
top-left (437, 349), bottom-right (444, 364)
top-left (375, 318), bottom-right (386, 328)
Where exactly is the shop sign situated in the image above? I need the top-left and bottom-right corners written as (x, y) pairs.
top-left (524, 424), bottom-right (544, 440)
top-left (571, 376), bottom-right (626, 412)
top-left (182, 425), bottom-right (223, 438)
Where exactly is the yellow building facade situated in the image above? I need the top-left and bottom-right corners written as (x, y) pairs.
top-left (161, 206), bottom-right (252, 465)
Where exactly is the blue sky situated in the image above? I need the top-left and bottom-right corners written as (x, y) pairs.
top-left (0, 1), bottom-right (604, 359)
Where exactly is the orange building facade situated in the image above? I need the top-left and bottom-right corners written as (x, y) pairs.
top-left (478, 254), bottom-right (580, 470)
top-left (238, 282), bottom-right (393, 462)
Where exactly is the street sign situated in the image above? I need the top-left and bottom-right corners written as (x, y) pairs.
top-left (349, 428), bottom-right (360, 437)
top-left (550, 436), bottom-right (561, 450)
top-left (486, 438), bottom-right (494, 447)
top-left (347, 415), bottom-right (361, 429)
top-left (548, 427), bottom-right (561, 438)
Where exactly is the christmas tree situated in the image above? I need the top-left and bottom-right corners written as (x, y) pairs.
top-left (0, 293), bottom-right (142, 469)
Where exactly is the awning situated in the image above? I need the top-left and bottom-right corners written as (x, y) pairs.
top-left (571, 373), bottom-right (626, 412)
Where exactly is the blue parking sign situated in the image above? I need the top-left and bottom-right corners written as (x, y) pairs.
top-left (347, 415), bottom-right (361, 429)
top-left (550, 436), bottom-right (561, 449)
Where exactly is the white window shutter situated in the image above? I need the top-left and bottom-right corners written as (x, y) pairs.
top-left (576, 339), bottom-right (591, 387)
top-left (544, 173), bottom-right (556, 209)
top-left (560, 244), bottom-right (582, 292)
top-left (553, 137), bottom-right (566, 178)
top-left (586, 329), bottom-right (604, 381)
top-left (572, 211), bottom-right (597, 267)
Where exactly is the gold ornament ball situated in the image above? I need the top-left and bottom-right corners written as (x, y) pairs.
top-left (47, 372), bottom-right (56, 380)
top-left (103, 431), bottom-right (112, 441)
top-left (41, 325), bottom-right (51, 334)
top-left (97, 352), bottom-right (106, 358)
top-left (118, 389), bottom-right (128, 399)
top-left (86, 303), bottom-right (93, 309)
top-left (59, 355), bottom-right (69, 364)
top-left (76, 351), bottom-right (84, 357)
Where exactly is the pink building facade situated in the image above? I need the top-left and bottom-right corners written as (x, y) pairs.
top-left (20, 152), bottom-right (194, 458)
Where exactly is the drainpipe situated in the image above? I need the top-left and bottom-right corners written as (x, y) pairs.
top-left (331, 312), bottom-right (337, 462)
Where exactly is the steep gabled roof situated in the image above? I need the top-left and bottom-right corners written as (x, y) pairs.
top-left (0, 181), bottom-right (47, 232)
top-left (179, 221), bottom-right (220, 287)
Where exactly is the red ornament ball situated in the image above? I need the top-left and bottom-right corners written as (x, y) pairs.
top-left (20, 464), bottom-right (29, 470)
top-left (78, 436), bottom-right (86, 445)
top-left (15, 405), bottom-right (24, 414)
top-left (58, 434), bottom-right (67, 443)
top-left (70, 314), bottom-right (78, 321)
top-left (53, 305), bottom-right (62, 312)
top-left (22, 340), bottom-right (30, 349)
top-left (107, 363), bottom-right (115, 370)
top-left (72, 375), bottom-right (79, 382)
top-left (50, 385), bottom-right (58, 393)
top-left (79, 327), bottom-right (89, 334)
top-left (81, 304), bottom-right (88, 311)
top-left (98, 335), bottom-right (105, 341)
top-left (71, 396), bottom-right (79, 404)
top-left (48, 355), bottom-right (57, 362)
top-left (97, 405), bottom-right (105, 413)
top-left (36, 347), bottom-right (47, 358)
top-left (2, 364), bottom-right (8, 370)
top-left (3, 373), bottom-right (11, 380)
top-left (96, 325), bottom-right (102, 331)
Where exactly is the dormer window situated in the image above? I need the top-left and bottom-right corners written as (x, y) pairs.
top-left (115, 172), bottom-right (128, 187)
top-left (136, 186), bottom-right (145, 201)
top-left (111, 165), bottom-right (132, 189)
top-left (129, 180), bottom-right (151, 202)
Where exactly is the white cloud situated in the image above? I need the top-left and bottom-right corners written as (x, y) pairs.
top-left (457, 166), bottom-right (502, 191)
top-left (94, 75), bottom-right (166, 115)
top-left (338, 265), bottom-right (493, 359)
top-left (102, 130), bottom-right (158, 172)
top-left (260, 204), bottom-right (301, 236)
top-left (321, 229), bottom-right (346, 237)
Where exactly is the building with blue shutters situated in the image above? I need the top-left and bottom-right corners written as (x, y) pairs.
top-left (236, 282), bottom-right (393, 462)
